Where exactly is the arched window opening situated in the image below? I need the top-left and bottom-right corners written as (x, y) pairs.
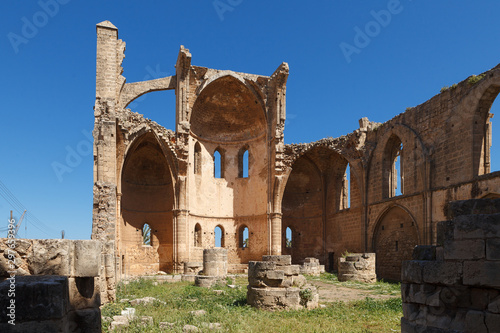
top-left (285, 227), bottom-right (292, 248)
top-left (213, 148), bottom-right (224, 179)
top-left (394, 143), bottom-right (403, 196)
top-left (238, 147), bottom-right (249, 178)
top-left (214, 225), bottom-right (225, 247)
top-left (488, 97), bottom-right (500, 173)
top-left (194, 142), bottom-right (202, 175)
top-left (239, 225), bottom-right (249, 248)
top-left (194, 223), bottom-right (202, 247)
top-left (142, 223), bottom-right (152, 246)
top-left (384, 136), bottom-right (404, 198)
top-left (341, 163), bottom-right (351, 209)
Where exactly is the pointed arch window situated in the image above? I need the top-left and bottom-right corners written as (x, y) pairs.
top-left (142, 223), bottom-right (152, 246)
top-left (214, 148), bottom-right (225, 179)
top-left (238, 146), bottom-right (249, 178)
top-left (340, 163), bottom-right (351, 210)
top-left (285, 226), bottom-right (293, 248)
top-left (383, 136), bottom-right (404, 198)
top-left (214, 225), bottom-right (225, 247)
top-left (239, 225), bottom-right (249, 248)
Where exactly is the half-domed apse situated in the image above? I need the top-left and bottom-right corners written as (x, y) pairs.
top-left (190, 75), bottom-right (266, 143)
top-left (121, 132), bottom-right (175, 273)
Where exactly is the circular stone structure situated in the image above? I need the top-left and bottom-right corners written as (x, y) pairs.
top-left (203, 248), bottom-right (228, 277)
top-left (195, 248), bottom-right (228, 288)
top-left (247, 255), bottom-right (318, 310)
top-left (338, 253), bottom-right (376, 283)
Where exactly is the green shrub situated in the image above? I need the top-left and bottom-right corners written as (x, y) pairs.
top-left (468, 74), bottom-right (485, 85)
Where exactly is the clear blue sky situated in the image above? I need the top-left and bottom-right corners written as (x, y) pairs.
top-left (2, 1), bottom-right (500, 239)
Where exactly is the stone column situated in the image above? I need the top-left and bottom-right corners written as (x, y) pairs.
top-left (173, 209), bottom-right (189, 273)
top-left (174, 175), bottom-right (189, 273)
top-left (203, 248), bottom-right (228, 277)
top-left (271, 213), bottom-right (282, 255)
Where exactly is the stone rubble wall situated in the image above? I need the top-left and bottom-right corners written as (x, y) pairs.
top-left (247, 255), bottom-right (318, 310)
top-left (338, 253), bottom-right (376, 283)
top-left (299, 257), bottom-right (325, 277)
top-left (401, 199), bottom-right (500, 333)
top-left (0, 239), bottom-right (102, 332)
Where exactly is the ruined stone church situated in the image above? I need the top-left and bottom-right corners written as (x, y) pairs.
top-left (91, 21), bottom-right (500, 285)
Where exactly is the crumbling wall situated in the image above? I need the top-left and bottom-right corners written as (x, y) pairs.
top-left (93, 20), bottom-right (500, 283)
top-left (92, 21), bottom-right (289, 280)
top-left (281, 64), bottom-right (500, 280)
top-left (0, 239), bottom-right (101, 332)
top-left (401, 199), bottom-right (500, 332)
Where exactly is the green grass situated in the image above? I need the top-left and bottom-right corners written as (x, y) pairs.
top-left (309, 272), bottom-right (401, 296)
top-left (101, 277), bottom-right (402, 332)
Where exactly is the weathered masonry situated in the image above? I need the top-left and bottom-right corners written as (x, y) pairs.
top-left (91, 21), bottom-right (500, 282)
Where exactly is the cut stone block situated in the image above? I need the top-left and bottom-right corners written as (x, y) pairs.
top-left (464, 261), bottom-right (500, 288)
top-left (0, 276), bottom-right (69, 322)
top-left (261, 255), bottom-right (291, 266)
top-left (72, 240), bottom-right (101, 277)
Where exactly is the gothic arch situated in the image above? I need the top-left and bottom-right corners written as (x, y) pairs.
top-left (372, 204), bottom-right (419, 281)
top-left (468, 74), bottom-right (500, 177)
top-left (372, 123), bottom-right (429, 197)
top-left (120, 131), bottom-right (176, 272)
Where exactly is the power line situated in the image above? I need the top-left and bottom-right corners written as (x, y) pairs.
top-left (0, 181), bottom-right (52, 229)
top-left (0, 180), bottom-right (55, 238)
top-left (0, 181), bottom-right (52, 230)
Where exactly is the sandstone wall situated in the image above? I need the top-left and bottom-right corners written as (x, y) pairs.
top-left (401, 199), bottom-right (500, 332)
top-left (0, 239), bottom-right (102, 332)
top-left (92, 21), bottom-right (500, 282)
top-left (281, 65), bottom-right (500, 280)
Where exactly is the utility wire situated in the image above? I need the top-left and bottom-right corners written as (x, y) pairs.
top-left (0, 181), bottom-right (53, 231)
top-left (0, 180), bottom-right (55, 238)
top-left (0, 181), bottom-right (53, 229)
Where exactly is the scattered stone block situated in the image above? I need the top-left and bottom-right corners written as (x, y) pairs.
top-left (183, 324), bottom-right (199, 332)
top-left (140, 316), bottom-right (153, 326)
top-left (159, 321), bottom-right (175, 329)
top-left (130, 296), bottom-right (165, 306)
top-left (190, 310), bottom-right (206, 317)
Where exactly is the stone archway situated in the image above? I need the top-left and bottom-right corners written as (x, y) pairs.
top-left (121, 132), bottom-right (175, 274)
top-left (373, 206), bottom-right (419, 281)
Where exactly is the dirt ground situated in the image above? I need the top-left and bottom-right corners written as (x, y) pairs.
top-left (309, 280), bottom-right (398, 302)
